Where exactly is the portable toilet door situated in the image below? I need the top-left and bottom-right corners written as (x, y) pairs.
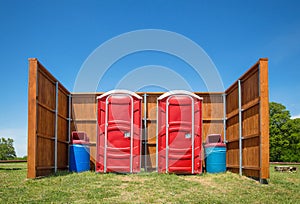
top-left (96, 90), bottom-right (142, 173)
top-left (157, 90), bottom-right (203, 174)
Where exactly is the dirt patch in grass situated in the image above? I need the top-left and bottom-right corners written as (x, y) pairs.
top-left (118, 175), bottom-right (149, 183)
top-left (181, 175), bottom-right (215, 186)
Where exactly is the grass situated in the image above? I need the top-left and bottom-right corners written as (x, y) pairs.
top-left (0, 163), bottom-right (300, 203)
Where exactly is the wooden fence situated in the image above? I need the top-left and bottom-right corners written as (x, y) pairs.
top-left (71, 93), bottom-right (97, 168)
top-left (27, 58), bottom-right (71, 178)
top-left (225, 58), bottom-right (269, 181)
top-left (27, 58), bottom-right (269, 181)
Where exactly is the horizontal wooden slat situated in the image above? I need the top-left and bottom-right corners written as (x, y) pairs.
top-left (37, 133), bottom-right (55, 140)
top-left (57, 166), bottom-right (69, 169)
top-left (227, 165), bottom-right (260, 171)
top-left (226, 165), bottom-right (239, 169)
top-left (57, 139), bottom-right (69, 144)
top-left (226, 138), bottom-right (239, 143)
top-left (143, 118), bottom-right (157, 122)
top-left (58, 113), bottom-right (69, 121)
top-left (36, 165), bottom-right (68, 170)
top-left (74, 119), bottom-right (97, 122)
top-left (226, 109), bottom-right (239, 120)
top-left (37, 101), bottom-right (55, 113)
top-left (203, 118), bottom-right (224, 121)
top-left (36, 166), bottom-right (54, 170)
top-left (243, 134), bottom-right (260, 140)
top-left (243, 166), bottom-right (260, 170)
top-left (37, 134), bottom-right (68, 144)
top-left (242, 98), bottom-right (260, 112)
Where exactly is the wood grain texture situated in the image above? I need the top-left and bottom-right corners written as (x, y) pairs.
top-left (225, 58), bottom-right (269, 179)
top-left (27, 59), bottom-right (70, 178)
top-left (71, 93), bottom-right (97, 165)
top-left (259, 58), bottom-right (270, 179)
top-left (27, 58), bottom-right (38, 178)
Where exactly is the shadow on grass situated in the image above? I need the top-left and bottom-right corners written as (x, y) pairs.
top-left (33, 171), bottom-right (73, 180)
top-left (0, 167), bottom-right (23, 170)
top-left (33, 170), bottom-right (95, 180)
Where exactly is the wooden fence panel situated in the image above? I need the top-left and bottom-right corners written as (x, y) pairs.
top-left (71, 93), bottom-right (97, 167)
top-left (225, 58), bottom-right (269, 181)
top-left (57, 87), bottom-right (69, 170)
top-left (140, 93), bottom-right (160, 170)
top-left (199, 93), bottom-right (225, 142)
top-left (27, 58), bottom-right (70, 178)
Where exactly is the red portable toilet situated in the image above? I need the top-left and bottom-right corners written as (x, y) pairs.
top-left (157, 90), bottom-right (203, 174)
top-left (96, 90), bottom-right (142, 173)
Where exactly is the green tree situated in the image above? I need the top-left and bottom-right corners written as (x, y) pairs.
top-left (281, 118), bottom-right (300, 162)
top-left (0, 137), bottom-right (17, 160)
top-left (269, 102), bottom-right (291, 161)
top-left (269, 102), bottom-right (300, 162)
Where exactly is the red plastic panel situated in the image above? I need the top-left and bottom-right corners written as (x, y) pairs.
top-left (158, 94), bottom-right (202, 174)
top-left (96, 93), bottom-right (141, 173)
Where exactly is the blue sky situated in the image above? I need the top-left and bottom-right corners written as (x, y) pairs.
top-left (0, 0), bottom-right (300, 156)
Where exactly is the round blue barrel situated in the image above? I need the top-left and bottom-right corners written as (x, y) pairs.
top-left (205, 146), bottom-right (226, 173)
top-left (69, 144), bottom-right (90, 172)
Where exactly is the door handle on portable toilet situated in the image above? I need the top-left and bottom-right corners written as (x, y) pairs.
top-left (185, 133), bottom-right (191, 139)
top-left (124, 132), bottom-right (131, 138)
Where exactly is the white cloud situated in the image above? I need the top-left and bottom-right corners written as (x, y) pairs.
top-left (0, 128), bottom-right (27, 157)
top-left (291, 114), bottom-right (300, 119)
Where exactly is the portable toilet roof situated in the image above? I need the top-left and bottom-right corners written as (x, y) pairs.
top-left (97, 89), bottom-right (142, 100)
top-left (157, 90), bottom-right (203, 100)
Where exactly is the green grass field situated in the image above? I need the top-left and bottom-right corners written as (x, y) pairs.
top-left (0, 163), bottom-right (299, 203)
